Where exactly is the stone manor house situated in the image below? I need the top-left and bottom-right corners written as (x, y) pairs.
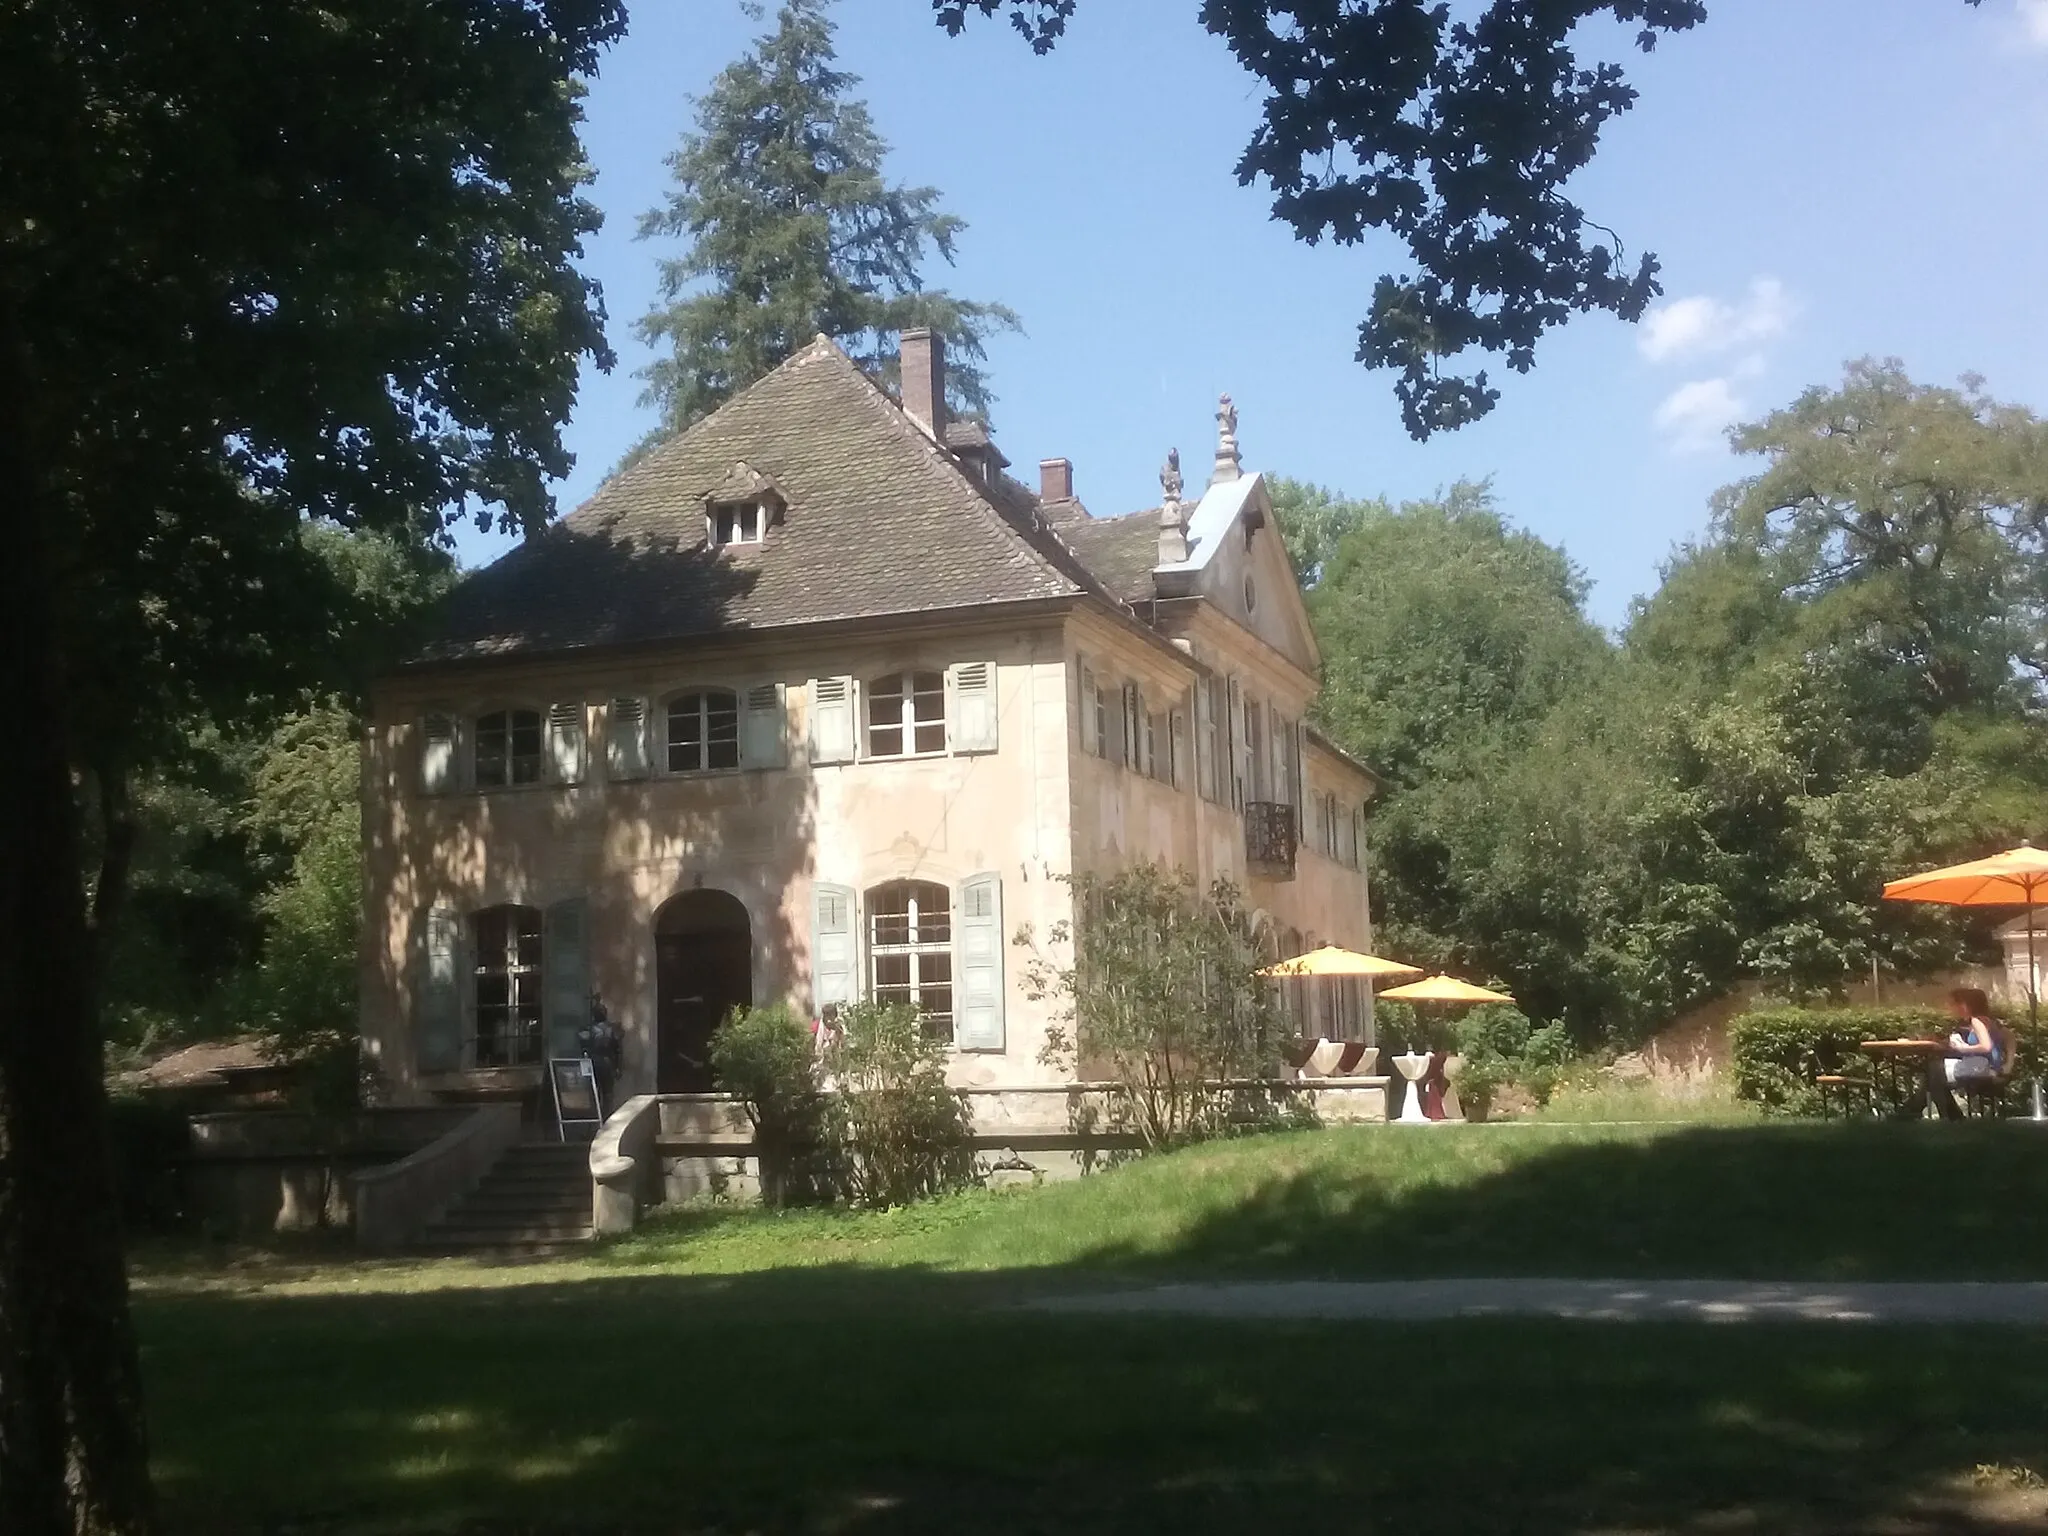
top-left (359, 332), bottom-right (1377, 1109)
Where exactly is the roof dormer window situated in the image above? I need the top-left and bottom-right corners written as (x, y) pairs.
top-left (711, 500), bottom-right (764, 547)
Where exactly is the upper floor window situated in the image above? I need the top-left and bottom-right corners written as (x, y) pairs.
top-left (867, 879), bottom-right (953, 1041)
top-left (667, 689), bottom-right (740, 773)
top-left (710, 500), bottom-right (765, 546)
top-left (471, 904), bottom-right (543, 1067)
top-left (867, 670), bottom-right (946, 758)
top-left (475, 708), bottom-right (543, 788)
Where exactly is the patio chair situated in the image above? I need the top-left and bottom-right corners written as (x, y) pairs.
top-left (1814, 1073), bottom-right (1873, 1119)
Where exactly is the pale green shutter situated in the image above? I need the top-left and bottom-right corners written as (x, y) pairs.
top-left (416, 905), bottom-right (462, 1072)
top-left (1077, 655), bottom-right (1099, 755)
top-left (809, 678), bottom-right (856, 765)
top-left (543, 896), bottom-right (590, 1058)
top-left (420, 714), bottom-right (456, 796)
top-left (1194, 682), bottom-right (1215, 800)
top-left (954, 873), bottom-right (1004, 1051)
top-left (607, 696), bottom-right (648, 780)
top-left (547, 702), bottom-right (587, 784)
top-left (949, 661), bottom-right (998, 753)
top-left (742, 682), bottom-right (787, 769)
top-left (811, 883), bottom-right (857, 1013)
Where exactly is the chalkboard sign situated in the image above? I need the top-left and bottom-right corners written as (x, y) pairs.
top-left (550, 1056), bottom-right (603, 1136)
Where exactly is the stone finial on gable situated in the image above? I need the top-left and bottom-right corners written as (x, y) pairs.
top-left (1158, 447), bottom-right (1189, 564)
top-left (1210, 393), bottom-right (1241, 486)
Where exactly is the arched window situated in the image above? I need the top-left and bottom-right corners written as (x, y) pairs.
top-left (667, 689), bottom-right (740, 773)
top-left (475, 708), bottom-right (543, 788)
top-left (866, 670), bottom-right (945, 758)
top-left (866, 879), bottom-right (953, 1040)
top-left (471, 904), bottom-right (543, 1066)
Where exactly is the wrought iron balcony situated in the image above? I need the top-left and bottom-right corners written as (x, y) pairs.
top-left (1244, 800), bottom-right (1297, 880)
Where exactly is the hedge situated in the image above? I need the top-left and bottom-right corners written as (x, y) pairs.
top-left (1729, 1006), bottom-right (1948, 1116)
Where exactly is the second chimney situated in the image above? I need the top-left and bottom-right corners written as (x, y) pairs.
top-left (900, 327), bottom-right (945, 438)
top-left (1039, 457), bottom-right (1074, 502)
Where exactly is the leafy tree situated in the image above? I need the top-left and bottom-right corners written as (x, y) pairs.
top-left (1267, 477), bottom-right (1389, 588)
top-left (938, 2), bottom-right (1989, 438)
top-left (820, 1001), bottom-right (977, 1207)
top-left (1, 5), bottom-right (620, 1528)
top-left (1310, 480), bottom-right (1612, 791)
top-left (639, 0), bottom-right (1018, 434)
top-left (1021, 865), bottom-right (1284, 1149)
top-left (1715, 358), bottom-right (2048, 716)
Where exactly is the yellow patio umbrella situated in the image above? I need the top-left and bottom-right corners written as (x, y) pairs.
top-left (1882, 843), bottom-right (2048, 1029)
top-left (1378, 974), bottom-right (1515, 1005)
top-left (1256, 943), bottom-right (1424, 981)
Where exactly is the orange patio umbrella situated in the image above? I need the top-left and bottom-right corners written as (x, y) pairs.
top-left (1882, 843), bottom-right (2048, 1029)
top-left (1377, 974), bottom-right (1515, 1006)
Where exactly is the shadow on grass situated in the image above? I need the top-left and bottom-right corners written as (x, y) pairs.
top-left (143, 1265), bottom-right (2048, 1535)
top-left (1082, 1120), bottom-right (2048, 1282)
top-left (137, 1121), bottom-right (2048, 1533)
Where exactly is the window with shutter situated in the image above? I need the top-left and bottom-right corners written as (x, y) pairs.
top-left (809, 677), bottom-right (857, 764)
top-left (420, 713), bottom-right (457, 795)
top-left (547, 702), bottom-right (586, 784)
top-left (866, 671), bottom-right (946, 758)
top-left (1169, 709), bottom-right (1188, 791)
top-left (741, 682), bottom-right (787, 769)
top-left (476, 708), bottom-right (544, 788)
top-left (415, 905), bottom-right (462, 1072)
top-left (1077, 657), bottom-right (1099, 755)
top-left (866, 880), bottom-right (953, 1041)
top-left (1227, 678), bottom-right (1245, 809)
top-left (811, 882), bottom-right (857, 1012)
top-left (607, 697), bottom-right (649, 780)
top-left (666, 689), bottom-right (740, 773)
top-left (1193, 681), bottom-right (1215, 799)
top-left (954, 872), bottom-right (1004, 1051)
top-left (543, 896), bottom-right (590, 1059)
top-left (949, 661), bottom-right (998, 753)
top-left (469, 904), bottom-right (544, 1066)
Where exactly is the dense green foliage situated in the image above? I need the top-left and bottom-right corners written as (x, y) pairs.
top-left (636, 0), bottom-right (1016, 437)
top-left (1022, 865), bottom-right (1285, 1149)
top-left (1306, 363), bottom-right (2048, 1045)
top-left (2, 5), bottom-right (618, 1523)
top-left (708, 1004), bottom-right (833, 1207)
top-left (1729, 1005), bottom-right (1943, 1116)
top-left (820, 1001), bottom-right (978, 1208)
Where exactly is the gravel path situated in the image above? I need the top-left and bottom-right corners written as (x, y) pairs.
top-left (1025, 1278), bottom-right (2048, 1325)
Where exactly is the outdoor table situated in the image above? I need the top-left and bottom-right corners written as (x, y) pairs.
top-left (1859, 1038), bottom-right (1944, 1115)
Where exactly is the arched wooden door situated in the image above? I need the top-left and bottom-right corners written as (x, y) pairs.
top-left (654, 890), bottom-right (752, 1093)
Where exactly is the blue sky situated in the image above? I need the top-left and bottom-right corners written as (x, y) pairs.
top-left (457, 0), bottom-right (2048, 628)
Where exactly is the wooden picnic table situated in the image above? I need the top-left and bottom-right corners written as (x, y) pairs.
top-left (1859, 1037), bottom-right (1944, 1115)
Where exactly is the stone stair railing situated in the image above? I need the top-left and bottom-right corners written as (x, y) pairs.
top-left (350, 1103), bottom-right (521, 1251)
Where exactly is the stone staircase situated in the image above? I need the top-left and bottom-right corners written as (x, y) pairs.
top-left (417, 1139), bottom-right (593, 1253)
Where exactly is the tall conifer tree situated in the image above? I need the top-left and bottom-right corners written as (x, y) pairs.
top-left (638, 0), bottom-right (1017, 433)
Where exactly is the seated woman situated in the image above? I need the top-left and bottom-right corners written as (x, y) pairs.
top-left (1904, 987), bottom-right (2006, 1120)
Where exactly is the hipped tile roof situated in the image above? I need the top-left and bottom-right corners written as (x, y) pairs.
top-left (420, 338), bottom-right (1108, 664)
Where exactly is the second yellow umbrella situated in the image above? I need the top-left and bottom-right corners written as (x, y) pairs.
top-left (1377, 974), bottom-right (1514, 1005)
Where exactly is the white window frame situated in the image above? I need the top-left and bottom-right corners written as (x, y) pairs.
top-left (866, 879), bottom-right (955, 1042)
top-left (708, 499), bottom-right (765, 547)
top-left (470, 903), bottom-right (544, 1068)
top-left (664, 686), bottom-right (742, 775)
top-left (473, 706), bottom-right (545, 790)
top-left (865, 669), bottom-right (948, 759)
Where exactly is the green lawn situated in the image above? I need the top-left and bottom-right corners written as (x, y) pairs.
top-left (137, 1120), bottom-right (2048, 1533)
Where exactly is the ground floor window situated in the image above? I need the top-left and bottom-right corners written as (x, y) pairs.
top-left (867, 879), bottom-right (953, 1041)
top-left (472, 904), bottom-right (544, 1066)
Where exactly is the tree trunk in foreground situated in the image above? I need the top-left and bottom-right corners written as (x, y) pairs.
top-left (0, 311), bottom-right (155, 1534)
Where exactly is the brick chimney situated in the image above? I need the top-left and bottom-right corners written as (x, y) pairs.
top-left (1039, 458), bottom-right (1074, 502)
top-left (899, 327), bottom-right (945, 438)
